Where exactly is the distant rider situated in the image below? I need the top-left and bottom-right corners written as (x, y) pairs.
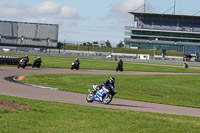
top-left (74, 58), bottom-right (80, 64)
top-left (34, 56), bottom-right (42, 64)
top-left (24, 55), bottom-right (29, 62)
top-left (183, 63), bottom-right (189, 68)
top-left (23, 55), bottom-right (29, 65)
top-left (118, 59), bottom-right (123, 68)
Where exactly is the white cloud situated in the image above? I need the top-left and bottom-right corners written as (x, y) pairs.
top-left (58, 6), bottom-right (79, 19)
top-left (0, 1), bottom-right (80, 20)
top-left (1, 8), bottom-right (25, 16)
top-left (32, 1), bottom-right (61, 15)
top-left (106, 0), bottom-right (153, 23)
top-left (0, 2), bottom-right (13, 8)
top-left (31, 1), bottom-right (80, 19)
top-left (119, 0), bottom-right (145, 12)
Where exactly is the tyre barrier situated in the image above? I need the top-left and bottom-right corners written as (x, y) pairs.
top-left (0, 56), bottom-right (21, 65)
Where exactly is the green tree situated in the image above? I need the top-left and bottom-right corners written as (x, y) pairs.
top-left (92, 41), bottom-right (98, 44)
top-left (106, 40), bottom-right (112, 48)
top-left (116, 41), bottom-right (124, 48)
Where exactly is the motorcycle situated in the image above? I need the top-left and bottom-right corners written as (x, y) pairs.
top-left (183, 63), bottom-right (189, 68)
top-left (116, 65), bottom-right (123, 72)
top-left (32, 60), bottom-right (42, 68)
top-left (86, 85), bottom-right (116, 104)
top-left (71, 62), bottom-right (80, 70)
top-left (17, 58), bottom-right (27, 69)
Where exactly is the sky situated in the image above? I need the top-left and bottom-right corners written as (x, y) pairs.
top-left (0, 0), bottom-right (200, 46)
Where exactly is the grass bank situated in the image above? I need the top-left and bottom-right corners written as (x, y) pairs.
top-left (1, 53), bottom-right (200, 73)
top-left (61, 45), bottom-right (183, 56)
top-left (0, 95), bottom-right (200, 133)
top-left (22, 74), bottom-right (200, 108)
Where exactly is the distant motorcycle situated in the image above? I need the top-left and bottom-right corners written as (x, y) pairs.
top-left (86, 85), bottom-right (116, 104)
top-left (32, 60), bottom-right (42, 68)
top-left (116, 60), bottom-right (123, 72)
top-left (17, 58), bottom-right (27, 69)
top-left (71, 62), bottom-right (80, 70)
top-left (183, 63), bottom-right (189, 68)
top-left (116, 65), bottom-right (123, 72)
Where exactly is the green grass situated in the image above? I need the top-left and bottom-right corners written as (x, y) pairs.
top-left (1, 53), bottom-right (200, 73)
top-left (0, 94), bottom-right (200, 133)
top-left (61, 45), bottom-right (184, 56)
top-left (22, 74), bottom-right (200, 108)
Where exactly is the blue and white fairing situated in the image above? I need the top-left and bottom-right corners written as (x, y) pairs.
top-left (93, 86), bottom-right (109, 102)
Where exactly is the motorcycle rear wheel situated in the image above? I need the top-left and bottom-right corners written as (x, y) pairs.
top-left (102, 93), bottom-right (113, 104)
top-left (86, 94), bottom-right (93, 102)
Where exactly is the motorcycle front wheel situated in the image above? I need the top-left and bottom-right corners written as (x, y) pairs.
top-left (76, 66), bottom-right (79, 70)
top-left (116, 67), bottom-right (118, 72)
top-left (102, 93), bottom-right (113, 104)
top-left (86, 94), bottom-right (94, 102)
top-left (17, 64), bottom-right (21, 68)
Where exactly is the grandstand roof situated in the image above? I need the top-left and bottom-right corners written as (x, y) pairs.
top-left (129, 12), bottom-right (200, 20)
top-left (0, 20), bottom-right (58, 26)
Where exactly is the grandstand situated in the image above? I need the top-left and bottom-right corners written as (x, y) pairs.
top-left (0, 20), bottom-right (59, 48)
top-left (124, 12), bottom-right (200, 58)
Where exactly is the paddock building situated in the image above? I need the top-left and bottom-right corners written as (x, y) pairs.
top-left (0, 20), bottom-right (59, 48)
top-left (124, 12), bottom-right (200, 57)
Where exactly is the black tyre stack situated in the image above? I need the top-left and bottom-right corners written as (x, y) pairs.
top-left (0, 56), bottom-right (21, 65)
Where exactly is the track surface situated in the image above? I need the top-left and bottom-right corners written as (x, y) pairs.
top-left (1, 66), bottom-right (200, 117)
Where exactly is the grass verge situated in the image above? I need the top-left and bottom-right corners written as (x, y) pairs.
top-left (61, 45), bottom-right (183, 56)
top-left (0, 94), bottom-right (200, 133)
top-left (1, 53), bottom-right (200, 73)
top-left (22, 74), bottom-right (200, 108)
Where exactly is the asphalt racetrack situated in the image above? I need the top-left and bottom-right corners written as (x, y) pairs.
top-left (1, 66), bottom-right (200, 117)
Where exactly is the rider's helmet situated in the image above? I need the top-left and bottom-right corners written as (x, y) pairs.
top-left (75, 58), bottom-right (79, 62)
top-left (109, 77), bottom-right (115, 84)
top-left (38, 56), bottom-right (40, 59)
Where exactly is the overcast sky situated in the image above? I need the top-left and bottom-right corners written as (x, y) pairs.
top-left (0, 0), bottom-right (200, 46)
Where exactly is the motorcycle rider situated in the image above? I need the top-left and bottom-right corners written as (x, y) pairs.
top-left (71, 58), bottom-right (80, 70)
top-left (33, 56), bottom-right (42, 66)
top-left (73, 58), bottom-right (80, 67)
top-left (118, 59), bottom-right (123, 67)
top-left (22, 55), bottom-right (29, 67)
top-left (74, 58), bottom-right (80, 64)
top-left (17, 57), bottom-right (26, 68)
top-left (24, 55), bottom-right (29, 63)
top-left (116, 59), bottom-right (123, 71)
top-left (94, 77), bottom-right (116, 94)
top-left (183, 62), bottom-right (189, 68)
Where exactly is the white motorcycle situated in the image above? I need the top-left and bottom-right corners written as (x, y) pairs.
top-left (71, 62), bottom-right (80, 70)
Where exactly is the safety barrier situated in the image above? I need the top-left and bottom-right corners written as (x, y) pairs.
top-left (0, 56), bottom-right (21, 65)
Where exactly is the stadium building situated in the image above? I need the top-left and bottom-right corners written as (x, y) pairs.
top-left (0, 20), bottom-right (59, 48)
top-left (124, 12), bottom-right (200, 58)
